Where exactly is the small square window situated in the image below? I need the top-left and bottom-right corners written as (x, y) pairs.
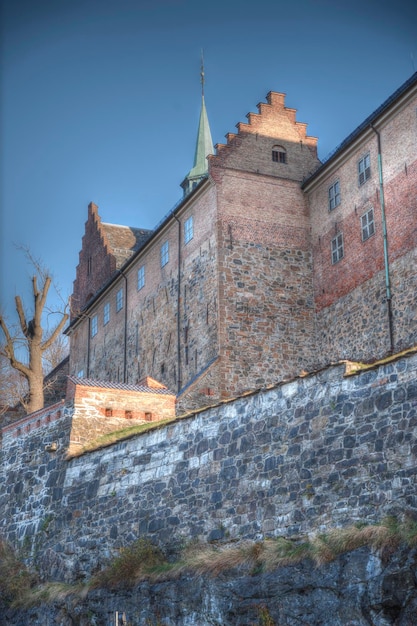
top-left (103, 302), bottom-right (110, 325)
top-left (358, 153), bottom-right (371, 186)
top-left (331, 233), bottom-right (344, 264)
top-left (328, 180), bottom-right (341, 211)
top-left (116, 288), bottom-right (123, 312)
top-left (361, 208), bottom-right (375, 241)
top-left (184, 216), bottom-right (193, 244)
top-left (91, 315), bottom-right (98, 337)
top-left (161, 241), bottom-right (169, 267)
top-left (137, 265), bottom-right (145, 290)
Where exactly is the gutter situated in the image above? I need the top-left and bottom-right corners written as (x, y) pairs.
top-left (370, 123), bottom-right (394, 354)
top-left (86, 317), bottom-right (91, 377)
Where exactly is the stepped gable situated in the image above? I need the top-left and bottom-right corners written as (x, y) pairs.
top-left (209, 91), bottom-right (319, 177)
top-left (71, 202), bottom-right (151, 316)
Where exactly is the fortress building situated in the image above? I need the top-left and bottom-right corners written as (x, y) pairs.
top-left (66, 73), bottom-right (417, 413)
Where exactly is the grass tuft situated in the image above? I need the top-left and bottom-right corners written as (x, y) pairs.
top-left (0, 538), bottom-right (37, 607)
top-left (91, 538), bottom-right (166, 589)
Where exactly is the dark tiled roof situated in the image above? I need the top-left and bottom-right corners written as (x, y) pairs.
top-left (68, 376), bottom-right (175, 395)
top-left (102, 223), bottom-right (152, 268)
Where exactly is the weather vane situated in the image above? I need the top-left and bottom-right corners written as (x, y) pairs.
top-left (200, 49), bottom-right (205, 97)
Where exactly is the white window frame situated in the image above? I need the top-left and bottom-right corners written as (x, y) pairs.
top-left (91, 315), bottom-right (98, 337)
top-left (116, 288), bottom-right (123, 312)
top-left (328, 180), bottom-right (341, 211)
top-left (361, 208), bottom-right (375, 241)
top-left (161, 241), bottom-right (169, 267)
top-left (184, 216), bottom-right (193, 244)
top-left (103, 302), bottom-right (110, 325)
top-left (137, 265), bottom-right (145, 290)
top-left (272, 145), bottom-right (287, 163)
top-left (331, 233), bottom-right (344, 264)
top-left (358, 153), bottom-right (371, 186)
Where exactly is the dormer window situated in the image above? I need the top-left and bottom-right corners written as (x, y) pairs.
top-left (272, 146), bottom-right (287, 163)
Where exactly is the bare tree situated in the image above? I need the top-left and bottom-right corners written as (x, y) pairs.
top-left (0, 256), bottom-right (69, 415)
top-left (0, 351), bottom-right (29, 415)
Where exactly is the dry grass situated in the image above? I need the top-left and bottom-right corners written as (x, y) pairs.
top-left (3, 516), bottom-right (417, 606)
top-left (0, 539), bottom-right (38, 607)
top-left (344, 346), bottom-right (417, 375)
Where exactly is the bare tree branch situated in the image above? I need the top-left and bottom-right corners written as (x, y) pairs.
top-left (15, 296), bottom-right (29, 337)
top-left (41, 313), bottom-right (69, 352)
top-left (0, 315), bottom-right (31, 378)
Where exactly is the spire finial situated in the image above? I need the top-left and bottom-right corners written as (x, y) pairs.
top-left (200, 49), bottom-right (205, 98)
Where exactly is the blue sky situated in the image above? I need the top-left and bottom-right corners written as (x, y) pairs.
top-left (1, 0), bottom-right (416, 327)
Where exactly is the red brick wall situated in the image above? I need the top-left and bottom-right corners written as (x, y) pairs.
top-left (308, 92), bottom-right (417, 362)
top-left (71, 202), bottom-right (117, 317)
top-left (67, 380), bottom-right (176, 455)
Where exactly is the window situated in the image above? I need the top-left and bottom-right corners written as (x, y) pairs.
top-left (87, 256), bottom-right (92, 276)
top-left (137, 265), bottom-right (145, 290)
top-left (103, 302), bottom-right (110, 325)
top-left (361, 208), bottom-right (375, 241)
top-left (116, 288), bottom-right (123, 312)
top-left (331, 233), bottom-right (344, 264)
top-left (272, 145), bottom-right (287, 163)
top-left (91, 315), bottom-right (98, 337)
top-left (184, 216), bottom-right (193, 244)
top-left (161, 241), bottom-right (169, 267)
top-left (358, 153), bottom-right (371, 185)
top-left (328, 180), bottom-right (341, 211)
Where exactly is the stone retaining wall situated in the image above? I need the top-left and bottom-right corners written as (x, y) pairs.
top-left (0, 352), bottom-right (416, 581)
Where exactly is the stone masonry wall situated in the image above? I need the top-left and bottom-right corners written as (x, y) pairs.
top-left (1, 351), bottom-right (416, 582)
top-left (216, 169), bottom-right (318, 396)
top-left (315, 248), bottom-right (417, 363)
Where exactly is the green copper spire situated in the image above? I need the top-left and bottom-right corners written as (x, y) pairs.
top-left (181, 56), bottom-right (214, 196)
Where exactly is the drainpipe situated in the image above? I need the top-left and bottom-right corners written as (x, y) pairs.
top-left (119, 270), bottom-right (128, 383)
top-left (86, 317), bottom-right (91, 377)
top-left (371, 124), bottom-right (394, 353)
top-left (173, 216), bottom-right (182, 392)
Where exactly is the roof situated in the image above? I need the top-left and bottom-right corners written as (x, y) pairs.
top-left (181, 95), bottom-right (214, 193)
top-left (102, 223), bottom-right (152, 268)
top-left (68, 376), bottom-right (175, 395)
top-left (302, 71), bottom-right (417, 188)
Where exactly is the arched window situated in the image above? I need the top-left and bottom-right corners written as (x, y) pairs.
top-left (272, 145), bottom-right (287, 164)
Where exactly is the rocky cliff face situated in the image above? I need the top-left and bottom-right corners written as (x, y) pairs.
top-left (3, 545), bottom-right (417, 625)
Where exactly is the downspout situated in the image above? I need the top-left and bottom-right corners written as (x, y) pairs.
top-left (86, 317), bottom-right (91, 377)
top-left (173, 216), bottom-right (182, 392)
top-left (370, 124), bottom-right (394, 353)
top-left (120, 270), bottom-right (128, 383)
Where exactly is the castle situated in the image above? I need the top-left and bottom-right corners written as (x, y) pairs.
top-left (66, 72), bottom-right (417, 413)
top-left (1, 75), bottom-right (417, 610)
